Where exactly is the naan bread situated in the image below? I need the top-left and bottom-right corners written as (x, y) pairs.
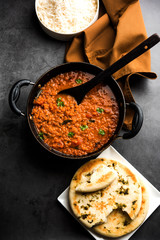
top-left (75, 161), bottom-right (117, 193)
top-left (94, 180), bottom-right (149, 238)
top-left (69, 158), bottom-right (142, 228)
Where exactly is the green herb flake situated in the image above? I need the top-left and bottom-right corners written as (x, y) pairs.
top-left (38, 132), bottom-right (44, 140)
top-left (57, 97), bottom-right (64, 107)
top-left (123, 188), bottom-right (129, 195)
top-left (115, 202), bottom-right (127, 209)
top-left (132, 200), bottom-right (137, 205)
top-left (117, 186), bottom-right (129, 195)
top-left (96, 107), bottom-right (104, 113)
top-left (68, 132), bottom-right (75, 138)
top-left (57, 101), bottom-right (64, 107)
top-left (84, 206), bottom-right (89, 210)
top-left (81, 214), bottom-right (89, 219)
top-left (118, 175), bottom-right (129, 184)
top-left (82, 204), bottom-right (91, 210)
top-left (75, 79), bottom-right (83, 84)
top-left (80, 125), bottom-right (88, 131)
top-left (86, 172), bottom-right (92, 177)
top-left (98, 129), bottom-right (105, 135)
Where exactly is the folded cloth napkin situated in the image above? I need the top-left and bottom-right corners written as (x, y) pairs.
top-left (65, 0), bottom-right (157, 130)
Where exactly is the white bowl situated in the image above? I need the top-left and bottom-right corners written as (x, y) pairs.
top-left (35, 0), bottom-right (99, 41)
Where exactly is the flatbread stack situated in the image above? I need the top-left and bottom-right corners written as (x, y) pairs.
top-left (69, 158), bottom-right (149, 238)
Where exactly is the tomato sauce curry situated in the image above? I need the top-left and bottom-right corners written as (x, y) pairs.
top-left (31, 71), bottom-right (119, 156)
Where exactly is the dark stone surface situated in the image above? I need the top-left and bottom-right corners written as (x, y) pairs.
top-left (0, 0), bottom-right (159, 239)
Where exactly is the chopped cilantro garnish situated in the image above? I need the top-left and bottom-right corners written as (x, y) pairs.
top-left (96, 108), bottom-right (104, 113)
top-left (86, 172), bottom-right (92, 176)
top-left (38, 132), bottom-right (44, 140)
top-left (57, 101), bottom-right (64, 107)
top-left (115, 202), bottom-right (127, 209)
top-left (75, 79), bottom-right (82, 84)
top-left (81, 214), bottom-right (89, 219)
top-left (68, 132), bottom-right (75, 137)
top-left (80, 125), bottom-right (88, 131)
top-left (117, 186), bottom-right (129, 195)
top-left (57, 97), bottom-right (64, 107)
top-left (98, 129), bottom-right (105, 135)
top-left (81, 205), bottom-right (90, 210)
top-left (132, 200), bottom-right (137, 205)
top-left (118, 176), bottom-right (129, 184)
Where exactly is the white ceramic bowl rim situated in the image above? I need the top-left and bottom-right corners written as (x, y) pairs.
top-left (35, 0), bottom-right (99, 36)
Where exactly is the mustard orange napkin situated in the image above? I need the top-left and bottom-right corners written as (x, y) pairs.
top-left (65, 0), bottom-right (157, 130)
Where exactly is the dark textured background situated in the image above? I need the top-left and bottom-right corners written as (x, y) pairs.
top-left (0, 0), bottom-right (160, 239)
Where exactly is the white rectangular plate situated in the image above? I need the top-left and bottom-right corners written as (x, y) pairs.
top-left (58, 146), bottom-right (160, 240)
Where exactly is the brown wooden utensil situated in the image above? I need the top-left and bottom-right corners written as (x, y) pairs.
top-left (59, 33), bottom-right (160, 104)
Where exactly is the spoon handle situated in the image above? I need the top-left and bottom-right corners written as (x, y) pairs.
top-left (105, 33), bottom-right (160, 76)
top-left (59, 33), bottom-right (160, 104)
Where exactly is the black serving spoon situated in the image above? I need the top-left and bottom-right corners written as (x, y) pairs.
top-left (59, 34), bottom-right (160, 104)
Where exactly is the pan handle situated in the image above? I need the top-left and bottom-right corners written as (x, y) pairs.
top-left (119, 102), bottom-right (143, 139)
top-left (9, 79), bottom-right (34, 117)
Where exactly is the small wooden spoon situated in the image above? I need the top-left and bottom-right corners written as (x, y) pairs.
top-left (58, 34), bottom-right (160, 104)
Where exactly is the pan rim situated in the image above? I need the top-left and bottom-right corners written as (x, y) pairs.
top-left (27, 62), bottom-right (126, 160)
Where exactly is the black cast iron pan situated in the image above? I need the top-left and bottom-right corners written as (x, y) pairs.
top-left (9, 62), bottom-right (143, 160)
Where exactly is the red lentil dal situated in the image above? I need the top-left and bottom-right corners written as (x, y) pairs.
top-left (31, 71), bottom-right (119, 156)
